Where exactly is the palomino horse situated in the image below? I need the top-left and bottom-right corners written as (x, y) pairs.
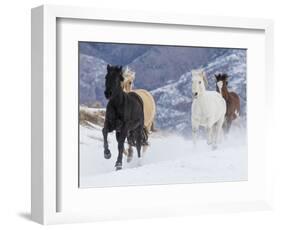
top-left (215, 73), bottom-right (240, 134)
top-left (191, 69), bottom-right (226, 150)
top-left (103, 65), bottom-right (147, 170)
top-left (121, 67), bottom-right (156, 162)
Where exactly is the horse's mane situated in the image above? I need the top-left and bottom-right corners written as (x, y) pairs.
top-left (122, 66), bottom-right (135, 81)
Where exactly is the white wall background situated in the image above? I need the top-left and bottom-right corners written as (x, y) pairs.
top-left (0, 0), bottom-right (280, 229)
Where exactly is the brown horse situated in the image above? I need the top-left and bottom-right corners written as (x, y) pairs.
top-left (121, 67), bottom-right (156, 162)
top-left (215, 73), bottom-right (240, 134)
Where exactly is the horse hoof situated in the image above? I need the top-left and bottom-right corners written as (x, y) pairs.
top-left (115, 162), bottom-right (122, 171)
top-left (115, 162), bottom-right (122, 170)
top-left (104, 153), bottom-right (111, 159)
top-left (104, 149), bottom-right (111, 159)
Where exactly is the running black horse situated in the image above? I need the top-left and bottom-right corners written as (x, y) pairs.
top-left (102, 65), bottom-right (147, 170)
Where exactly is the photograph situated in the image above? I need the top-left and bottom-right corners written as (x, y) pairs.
top-left (78, 42), bottom-right (247, 188)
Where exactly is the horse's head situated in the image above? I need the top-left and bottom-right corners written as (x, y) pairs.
top-left (215, 73), bottom-right (228, 95)
top-left (192, 69), bottom-right (208, 99)
top-left (121, 66), bottom-right (135, 92)
top-left (104, 64), bottom-right (124, 100)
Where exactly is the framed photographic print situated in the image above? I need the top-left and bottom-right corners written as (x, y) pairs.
top-left (31, 5), bottom-right (274, 225)
top-left (78, 42), bottom-right (248, 188)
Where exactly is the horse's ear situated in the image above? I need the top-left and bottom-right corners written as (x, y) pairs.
top-left (107, 64), bottom-right (111, 71)
top-left (118, 66), bottom-right (123, 72)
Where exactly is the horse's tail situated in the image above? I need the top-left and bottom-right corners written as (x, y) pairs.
top-left (141, 127), bottom-right (149, 154)
top-left (142, 127), bottom-right (149, 145)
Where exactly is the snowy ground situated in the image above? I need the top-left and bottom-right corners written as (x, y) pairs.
top-left (79, 121), bottom-right (247, 188)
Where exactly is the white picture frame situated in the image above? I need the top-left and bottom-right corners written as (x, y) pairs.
top-left (31, 4), bottom-right (274, 225)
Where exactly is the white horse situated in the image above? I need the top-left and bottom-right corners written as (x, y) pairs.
top-left (191, 69), bottom-right (226, 150)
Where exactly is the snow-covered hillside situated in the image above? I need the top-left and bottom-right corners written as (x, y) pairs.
top-left (79, 42), bottom-right (231, 92)
top-left (79, 54), bottom-right (107, 105)
top-left (79, 116), bottom-right (247, 188)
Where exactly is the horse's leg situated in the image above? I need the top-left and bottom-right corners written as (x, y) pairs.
top-left (219, 122), bottom-right (225, 143)
top-left (135, 127), bottom-right (144, 166)
top-left (225, 118), bottom-right (232, 134)
top-left (206, 118), bottom-right (215, 146)
top-left (207, 126), bottom-right (213, 146)
top-left (149, 122), bottom-right (154, 132)
top-left (127, 144), bottom-right (133, 163)
top-left (222, 118), bottom-right (227, 134)
top-left (126, 131), bottom-right (134, 163)
top-left (115, 128), bottom-right (127, 170)
top-left (213, 116), bottom-right (225, 150)
top-left (192, 123), bottom-right (199, 147)
top-left (150, 121), bottom-right (157, 132)
top-left (123, 145), bottom-right (128, 156)
top-left (135, 127), bottom-right (142, 159)
top-left (102, 124), bottom-right (111, 159)
top-left (211, 123), bottom-right (219, 150)
top-left (233, 111), bottom-right (241, 130)
top-left (125, 120), bottom-right (142, 160)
